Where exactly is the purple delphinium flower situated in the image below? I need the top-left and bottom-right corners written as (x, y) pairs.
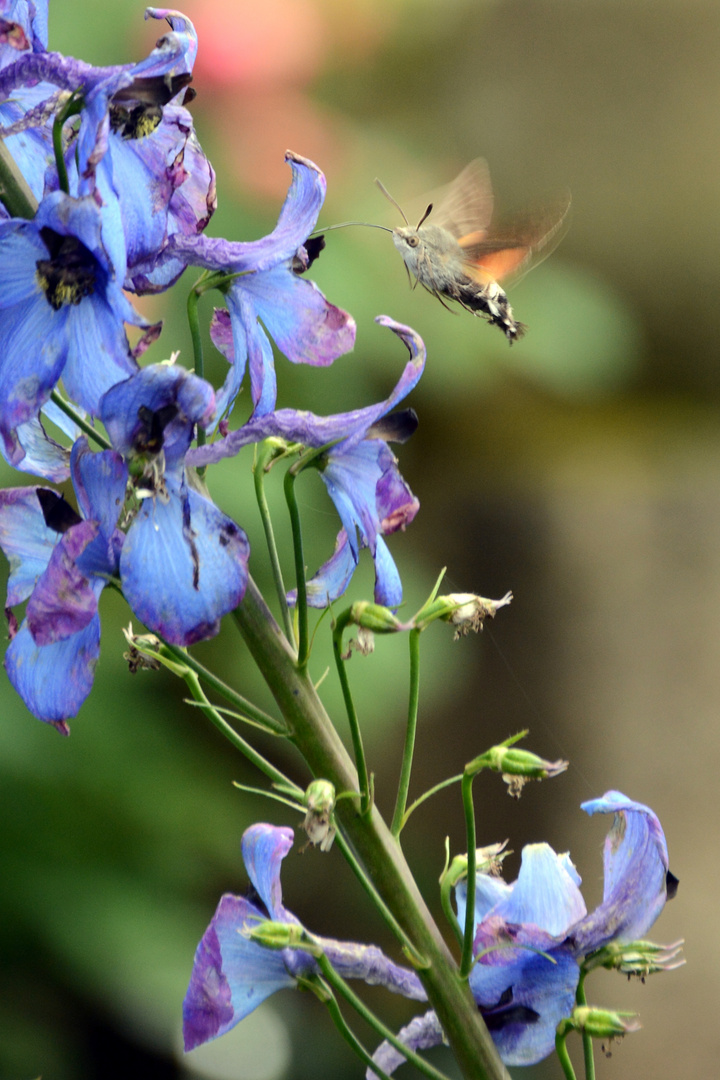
top-left (160, 151), bottom-right (356, 419)
top-left (183, 822), bottom-right (426, 1052)
top-left (188, 316), bottom-right (423, 608)
top-left (0, 189), bottom-right (157, 470)
top-left (0, 437), bottom-right (126, 731)
top-left (100, 362), bottom-right (250, 646)
top-left (371, 792), bottom-right (675, 1073)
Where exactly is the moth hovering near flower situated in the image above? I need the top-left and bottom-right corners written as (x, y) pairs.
top-left (380, 159), bottom-right (570, 343)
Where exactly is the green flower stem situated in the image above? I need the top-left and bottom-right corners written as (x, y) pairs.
top-left (391, 627), bottom-right (421, 837)
top-left (575, 971), bottom-right (595, 1080)
top-left (254, 441), bottom-right (295, 644)
top-left (555, 1022), bottom-right (579, 1080)
top-left (331, 617), bottom-right (371, 815)
top-left (186, 284), bottom-right (204, 382)
top-left (186, 283), bottom-right (207, 455)
top-left (333, 831), bottom-right (425, 965)
top-left (402, 774), bottom-right (462, 831)
top-left (460, 771), bottom-right (477, 978)
top-left (0, 139), bottom-right (38, 218)
top-left (182, 667), bottom-right (293, 788)
top-left (233, 577), bottom-right (511, 1080)
top-left (160, 641), bottom-right (287, 735)
top-left (315, 953), bottom-right (454, 1080)
top-left (439, 864), bottom-right (464, 949)
top-left (52, 92), bottom-right (84, 196)
top-left (283, 464), bottom-right (309, 667)
top-left (304, 976), bottom-right (394, 1080)
top-left (50, 390), bottom-right (112, 450)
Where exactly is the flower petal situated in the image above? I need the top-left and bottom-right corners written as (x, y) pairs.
top-left (241, 824), bottom-right (295, 922)
top-left (119, 480), bottom-right (249, 645)
top-left (182, 893), bottom-right (294, 1051)
top-left (495, 843), bottom-right (586, 937)
top-left (4, 611), bottom-right (101, 729)
top-left (26, 521), bottom-right (101, 644)
top-left (571, 791), bottom-right (671, 953)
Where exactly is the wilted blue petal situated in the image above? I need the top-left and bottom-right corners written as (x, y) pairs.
top-left (5, 608), bottom-right (101, 730)
top-left (182, 892), bottom-right (295, 1051)
top-left (0, 415), bottom-right (72, 482)
top-left (571, 791), bottom-right (671, 954)
top-left (119, 478), bottom-right (249, 645)
top-left (25, 519), bottom-right (100, 644)
top-left (302, 529), bottom-right (356, 607)
top-left (0, 486), bottom-right (57, 604)
top-left (368, 1009), bottom-right (444, 1080)
top-left (241, 824), bottom-right (295, 923)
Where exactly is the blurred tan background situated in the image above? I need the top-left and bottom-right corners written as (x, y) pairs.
top-left (1, 1), bottom-right (718, 1077)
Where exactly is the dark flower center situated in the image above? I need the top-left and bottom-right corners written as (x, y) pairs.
top-left (109, 102), bottom-right (163, 140)
top-left (36, 227), bottom-right (97, 311)
top-left (133, 404), bottom-right (179, 455)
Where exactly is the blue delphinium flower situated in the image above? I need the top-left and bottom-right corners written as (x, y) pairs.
top-left (370, 792), bottom-right (676, 1073)
top-left (100, 362), bottom-right (250, 646)
top-left (188, 316), bottom-right (424, 608)
top-left (0, 437), bottom-right (126, 731)
top-left (183, 822), bottom-right (427, 1051)
top-left (160, 151), bottom-right (356, 419)
top-left (68, 9), bottom-right (216, 291)
top-left (0, 0), bottom-right (52, 207)
top-left (0, 8), bottom-right (215, 284)
top-left (0, 189), bottom-right (156, 470)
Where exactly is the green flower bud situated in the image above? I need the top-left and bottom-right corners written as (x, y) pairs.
top-left (568, 1005), bottom-right (642, 1039)
top-left (302, 780), bottom-right (337, 851)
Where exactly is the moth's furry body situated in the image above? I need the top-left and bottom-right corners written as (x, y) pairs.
top-left (384, 160), bottom-right (569, 344)
top-left (392, 223), bottom-right (525, 342)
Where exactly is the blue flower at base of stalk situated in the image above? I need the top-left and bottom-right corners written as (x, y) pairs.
top-left (0, 190), bottom-right (157, 471)
top-left (100, 363), bottom-right (250, 646)
top-left (183, 822), bottom-right (427, 1052)
top-left (370, 792), bottom-right (676, 1074)
top-left (187, 316), bottom-right (424, 608)
top-left (0, 437), bottom-right (127, 732)
top-left (163, 151), bottom-right (356, 420)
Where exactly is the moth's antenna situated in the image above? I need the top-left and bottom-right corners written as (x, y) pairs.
top-left (416, 203), bottom-right (433, 230)
top-left (308, 221), bottom-right (392, 237)
top-left (375, 178), bottom-right (410, 225)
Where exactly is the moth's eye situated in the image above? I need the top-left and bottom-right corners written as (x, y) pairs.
top-left (407, 235), bottom-right (419, 248)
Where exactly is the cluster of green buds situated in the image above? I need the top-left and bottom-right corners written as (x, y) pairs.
top-left (582, 939), bottom-right (685, 980)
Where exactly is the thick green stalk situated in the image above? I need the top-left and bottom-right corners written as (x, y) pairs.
top-left (233, 578), bottom-right (511, 1080)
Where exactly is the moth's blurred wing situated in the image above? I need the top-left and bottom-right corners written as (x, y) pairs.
top-left (426, 158), bottom-right (495, 239)
top-left (460, 191), bottom-right (571, 286)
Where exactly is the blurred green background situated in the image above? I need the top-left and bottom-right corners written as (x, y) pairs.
top-left (1, 0), bottom-right (715, 1077)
